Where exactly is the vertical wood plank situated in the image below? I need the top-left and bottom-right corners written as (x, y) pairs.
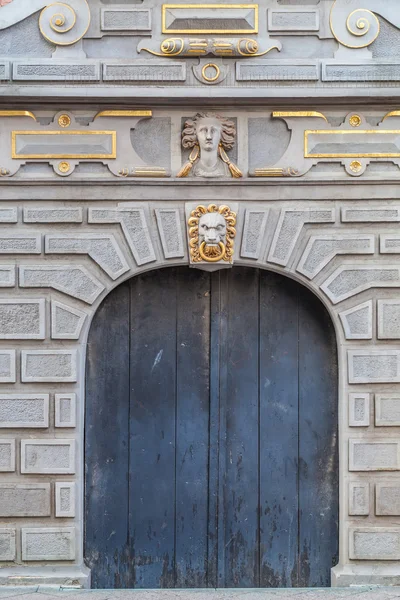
top-left (219, 268), bottom-right (260, 588)
top-left (175, 268), bottom-right (211, 588)
top-left (129, 269), bottom-right (178, 588)
top-left (259, 271), bottom-right (300, 588)
top-left (85, 282), bottom-right (130, 589)
top-left (208, 270), bottom-right (224, 589)
top-left (298, 286), bottom-right (339, 587)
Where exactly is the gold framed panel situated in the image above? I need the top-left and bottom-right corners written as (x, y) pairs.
top-left (304, 129), bottom-right (400, 159)
top-left (12, 130), bottom-right (117, 160)
top-left (162, 4), bottom-right (259, 34)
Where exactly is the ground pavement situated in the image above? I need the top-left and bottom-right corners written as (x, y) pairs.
top-left (2, 588), bottom-right (400, 600)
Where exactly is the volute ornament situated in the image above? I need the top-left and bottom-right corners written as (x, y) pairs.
top-left (178, 112), bottom-right (242, 179)
top-left (188, 204), bottom-right (236, 264)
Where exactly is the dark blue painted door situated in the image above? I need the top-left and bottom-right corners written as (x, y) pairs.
top-left (85, 267), bottom-right (338, 589)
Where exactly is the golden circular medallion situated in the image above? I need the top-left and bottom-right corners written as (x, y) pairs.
top-left (58, 114), bottom-right (71, 128)
top-left (58, 161), bottom-right (71, 174)
top-left (349, 114), bottom-right (362, 127)
top-left (349, 160), bottom-right (362, 173)
top-left (199, 241), bottom-right (226, 263)
top-left (201, 63), bottom-right (220, 83)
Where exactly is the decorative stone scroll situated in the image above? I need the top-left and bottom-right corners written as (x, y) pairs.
top-left (0, 110), bottom-right (169, 179)
top-left (251, 110), bottom-right (400, 178)
top-left (330, 0), bottom-right (400, 49)
top-left (0, 0), bottom-right (91, 46)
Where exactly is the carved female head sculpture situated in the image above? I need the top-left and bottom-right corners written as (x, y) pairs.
top-left (177, 112), bottom-right (242, 179)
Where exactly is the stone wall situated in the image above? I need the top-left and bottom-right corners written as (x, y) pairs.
top-left (0, 135), bottom-right (400, 585)
top-left (2, 0), bottom-right (400, 590)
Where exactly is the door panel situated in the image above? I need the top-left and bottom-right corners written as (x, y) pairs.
top-left (85, 267), bottom-right (338, 589)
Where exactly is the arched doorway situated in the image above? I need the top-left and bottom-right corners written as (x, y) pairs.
top-left (85, 267), bottom-right (338, 589)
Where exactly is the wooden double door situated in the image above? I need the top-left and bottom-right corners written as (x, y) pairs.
top-left (85, 267), bottom-right (338, 589)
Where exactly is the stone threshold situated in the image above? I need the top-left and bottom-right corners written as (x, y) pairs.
top-left (2, 587), bottom-right (400, 600)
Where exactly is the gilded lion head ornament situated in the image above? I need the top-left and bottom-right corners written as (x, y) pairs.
top-left (177, 112), bottom-right (242, 179)
top-left (188, 204), bottom-right (236, 263)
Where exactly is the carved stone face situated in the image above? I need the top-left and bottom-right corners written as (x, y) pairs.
top-left (199, 212), bottom-right (227, 247)
top-left (195, 117), bottom-right (222, 154)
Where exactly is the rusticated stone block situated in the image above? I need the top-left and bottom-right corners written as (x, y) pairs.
top-left (376, 484), bottom-right (400, 516)
top-left (55, 482), bottom-right (75, 518)
top-left (101, 8), bottom-right (151, 31)
top-left (349, 393), bottom-right (370, 427)
top-left (23, 207), bottom-right (83, 223)
top-left (321, 266), bottom-right (400, 304)
top-left (21, 439), bottom-right (75, 474)
top-left (349, 482), bottom-right (370, 516)
top-left (0, 299), bottom-right (45, 339)
top-left (0, 266), bottom-right (15, 287)
top-left (51, 301), bottom-right (86, 340)
top-left (349, 439), bottom-right (400, 471)
top-left (297, 235), bottom-right (374, 280)
top-left (89, 207), bottom-right (156, 266)
top-left (0, 208), bottom-right (17, 223)
top-left (20, 265), bottom-right (104, 305)
top-left (0, 350), bottom-right (16, 383)
top-left (378, 300), bottom-right (400, 340)
top-left (341, 207), bottom-right (400, 222)
top-left (103, 62), bottom-right (186, 82)
top-left (0, 484), bottom-right (50, 517)
top-left (0, 440), bottom-right (15, 472)
top-left (268, 8), bottom-right (319, 31)
top-left (21, 527), bottom-right (75, 561)
top-left (375, 394), bottom-right (400, 426)
top-left (240, 209), bottom-right (269, 260)
top-left (349, 528), bottom-right (400, 560)
top-left (0, 235), bottom-right (40, 254)
top-left (155, 209), bottom-right (185, 259)
top-left (55, 394), bottom-right (76, 428)
top-left (13, 61), bottom-right (100, 81)
top-left (339, 301), bottom-right (373, 340)
top-left (0, 529), bottom-right (16, 561)
top-left (0, 394), bottom-right (49, 428)
top-left (348, 349), bottom-right (400, 384)
top-left (45, 234), bottom-right (129, 280)
top-left (268, 208), bottom-right (334, 267)
top-left (21, 350), bottom-right (77, 383)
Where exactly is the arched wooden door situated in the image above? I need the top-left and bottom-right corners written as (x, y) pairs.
top-left (85, 267), bottom-right (338, 589)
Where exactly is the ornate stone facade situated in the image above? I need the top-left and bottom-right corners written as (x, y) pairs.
top-left (1, 0), bottom-right (400, 591)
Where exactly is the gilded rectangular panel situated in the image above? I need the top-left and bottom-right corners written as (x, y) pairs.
top-left (305, 129), bottom-right (400, 159)
top-left (12, 131), bottom-right (117, 160)
top-left (162, 4), bottom-right (258, 34)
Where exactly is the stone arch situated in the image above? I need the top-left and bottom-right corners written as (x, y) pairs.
top-left (1, 199), bottom-right (399, 588)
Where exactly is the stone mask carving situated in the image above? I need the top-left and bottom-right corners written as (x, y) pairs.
top-left (188, 204), bottom-right (236, 263)
top-left (178, 112), bottom-right (242, 179)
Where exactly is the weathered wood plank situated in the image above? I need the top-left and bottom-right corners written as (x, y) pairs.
top-left (175, 268), bottom-right (210, 588)
top-left (129, 270), bottom-right (178, 588)
top-left (220, 268), bottom-right (260, 588)
top-left (85, 281), bottom-right (130, 589)
top-left (298, 286), bottom-right (339, 587)
top-left (259, 271), bottom-right (300, 588)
